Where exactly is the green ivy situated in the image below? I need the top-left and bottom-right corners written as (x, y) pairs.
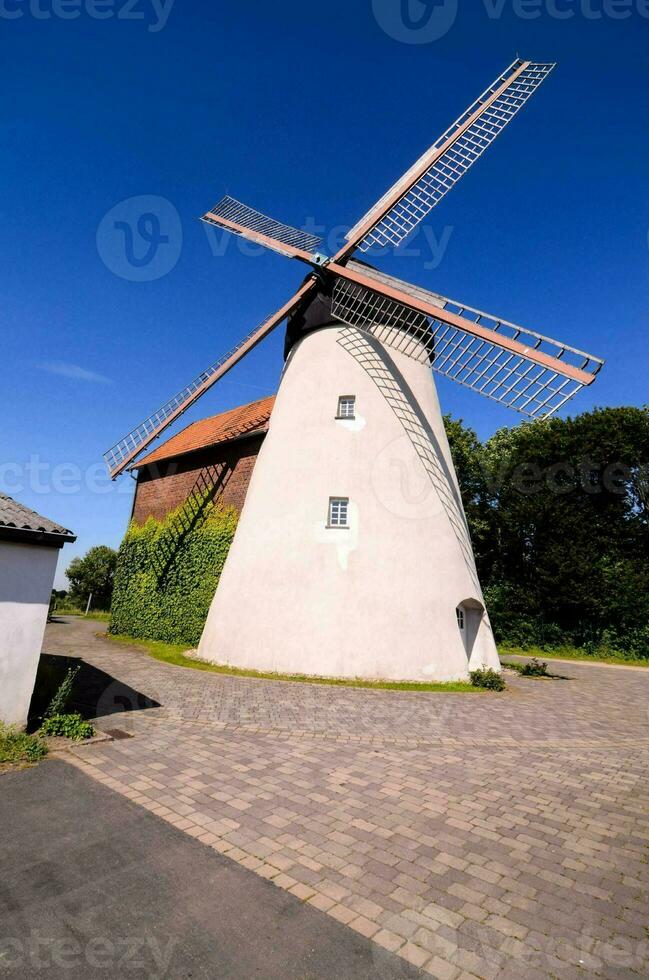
top-left (109, 504), bottom-right (238, 646)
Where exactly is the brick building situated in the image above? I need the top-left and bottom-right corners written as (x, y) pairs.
top-left (129, 395), bottom-right (275, 525)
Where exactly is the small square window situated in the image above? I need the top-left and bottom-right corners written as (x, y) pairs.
top-left (337, 396), bottom-right (356, 420)
top-left (328, 497), bottom-right (349, 528)
top-left (456, 607), bottom-right (465, 630)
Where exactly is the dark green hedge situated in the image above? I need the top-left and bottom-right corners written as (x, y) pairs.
top-left (109, 505), bottom-right (238, 646)
top-left (445, 406), bottom-right (649, 658)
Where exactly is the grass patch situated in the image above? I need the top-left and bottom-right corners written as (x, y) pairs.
top-left (104, 633), bottom-right (481, 692)
top-left (500, 645), bottom-right (649, 669)
top-left (53, 608), bottom-right (111, 622)
top-left (0, 723), bottom-right (47, 767)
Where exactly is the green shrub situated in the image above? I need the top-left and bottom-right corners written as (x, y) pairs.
top-left (583, 627), bottom-right (649, 661)
top-left (40, 713), bottom-right (95, 741)
top-left (504, 657), bottom-right (550, 677)
top-left (109, 504), bottom-right (238, 646)
top-left (44, 665), bottom-right (80, 718)
top-left (485, 595), bottom-right (649, 661)
top-left (0, 723), bottom-right (48, 764)
top-left (519, 657), bottom-right (549, 677)
top-left (482, 588), bottom-right (569, 650)
top-left (470, 667), bottom-right (506, 691)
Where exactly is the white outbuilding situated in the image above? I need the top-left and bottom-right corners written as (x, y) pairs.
top-left (0, 493), bottom-right (75, 727)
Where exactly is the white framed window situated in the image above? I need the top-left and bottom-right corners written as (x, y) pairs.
top-left (456, 607), bottom-right (465, 630)
top-left (327, 497), bottom-right (349, 528)
top-left (337, 395), bottom-right (356, 420)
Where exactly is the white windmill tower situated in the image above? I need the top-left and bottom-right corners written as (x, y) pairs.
top-left (105, 59), bottom-right (603, 682)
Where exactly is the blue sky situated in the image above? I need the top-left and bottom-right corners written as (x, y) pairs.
top-left (2, 0), bottom-right (648, 587)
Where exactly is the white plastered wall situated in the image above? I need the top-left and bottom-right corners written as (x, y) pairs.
top-left (198, 324), bottom-right (500, 682)
top-left (0, 541), bottom-right (60, 726)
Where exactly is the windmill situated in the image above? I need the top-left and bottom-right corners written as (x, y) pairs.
top-left (105, 59), bottom-right (603, 681)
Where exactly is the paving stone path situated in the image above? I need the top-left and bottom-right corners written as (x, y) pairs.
top-left (46, 618), bottom-right (649, 979)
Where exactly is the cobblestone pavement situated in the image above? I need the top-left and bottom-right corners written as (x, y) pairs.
top-left (46, 618), bottom-right (649, 979)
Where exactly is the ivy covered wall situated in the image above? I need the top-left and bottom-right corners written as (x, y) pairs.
top-left (109, 504), bottom-right (238, 646)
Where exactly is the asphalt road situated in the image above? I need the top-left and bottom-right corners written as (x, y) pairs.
top-left (0, 758), bottom-right (422, 979)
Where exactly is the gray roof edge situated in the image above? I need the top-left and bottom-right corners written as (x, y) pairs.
top-left (0, 526), bottom-right (77, 548)
top-left (0, 493), bottom-right (75, 544)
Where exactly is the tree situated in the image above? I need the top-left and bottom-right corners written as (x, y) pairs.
top-left (485, 408), bottom-right (649, 641)
top-left (66, 546), bottom-right (118, 611)
top-left (444, 407), bottom-right (649, 652)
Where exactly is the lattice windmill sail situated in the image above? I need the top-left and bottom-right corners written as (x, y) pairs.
top-left (105, 58), bottom-right (601, 481)
top-left (105, 59), bottom-right (603, 683)
top-left (343, 60), bottom-right (555, 253)
top-left (331, 263), bottom-right (602, 419)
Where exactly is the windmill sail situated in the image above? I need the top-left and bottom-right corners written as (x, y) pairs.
top-left (202, 196), bottom-right (322, 262)
top-left (342, 60), bottom-right (555, 256)
top-left (106, 55), bottom-right (603, 480)
top-left (103, 280), bottom-right (315, 479)
top-left (331, 264), bottom-right (603, 420)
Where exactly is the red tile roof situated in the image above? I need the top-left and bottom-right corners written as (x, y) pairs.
top-left (132, 395), bottom-right (275, 468)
